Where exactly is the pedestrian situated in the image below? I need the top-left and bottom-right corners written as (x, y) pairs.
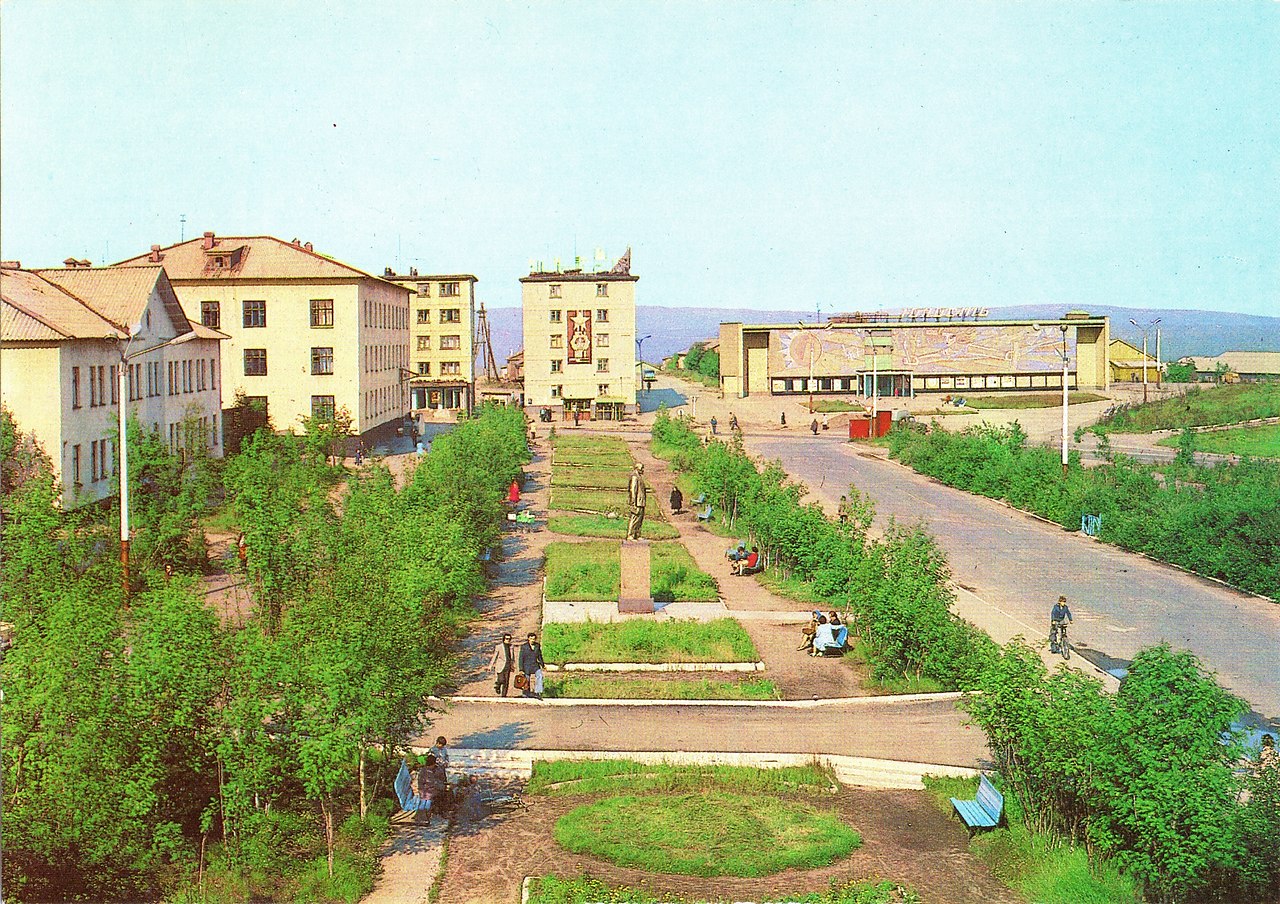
top-left (508, 479), bottom-right (521, 505)
top-left (838, 495), bottom-right (850, 524)
top-left (355, 445), bottom-right (364, 465)
top-left (822, 413), bottom-right (829, 431)
top-left (429, 736), bottom-right (450, 771)
top-left (573, 408), bottom-right (581, 427)
top-left (237, 532), bottom-right (248, 569)
top-left (810, 418), bottom-right (819, 435)
top-left (780, 412), bottom-right (786, 428)
top-left (670, 485), bottom-right (684, 514)
top-left (490, 633), bottom-right (514, 696)
top-left (519, 632), bottom-right (545, 699)
top-left (710, 416), bottom-right (718, 435)
top-left (729, 412), bottom-right (739, 432)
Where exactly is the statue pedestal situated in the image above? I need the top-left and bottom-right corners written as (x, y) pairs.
top-left (618, 539), bottom-right (654, 614)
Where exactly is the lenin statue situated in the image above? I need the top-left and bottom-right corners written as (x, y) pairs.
top-left (626, 463), bottom-right (647, 540)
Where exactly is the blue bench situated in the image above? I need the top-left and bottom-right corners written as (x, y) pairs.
top-left (692, 493), bottom-right (708, 506)
top-left (696, 504), bottom-right (713, 522)
top-left (816, 624), bottom-right (849, 656)
top-left (394, 759), bottom-right (432, 814)
top-left (951, 774), bottom-right (1003, 831)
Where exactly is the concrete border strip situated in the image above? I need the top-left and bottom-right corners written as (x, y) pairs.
top-left (548, 660), bottom-right (765, 673)
top-left (438, 691), bottom-right (962, 707)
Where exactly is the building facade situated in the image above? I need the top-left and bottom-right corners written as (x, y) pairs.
top-left (383, 269), bottom-right (477, 417)
top-left (520, 250), bottom-right (637, 418)
top-left (1109, 338), bottom-right (1162, 384)
top-left (117, 233), bottom-right (410, 440)
top-left (1, 262), bottom-right (224, 508)
top-left (720, 310), bottom-right (1111, 399)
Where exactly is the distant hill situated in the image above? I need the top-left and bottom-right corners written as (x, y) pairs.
top-left (481, 304), bottom-right (1280, 365)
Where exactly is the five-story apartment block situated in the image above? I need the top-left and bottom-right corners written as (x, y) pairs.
top-left (384, 269), bottom-right (477, 418)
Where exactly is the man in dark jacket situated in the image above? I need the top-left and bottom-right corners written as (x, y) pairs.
top-left (519, 632), bottom-right (545, 699)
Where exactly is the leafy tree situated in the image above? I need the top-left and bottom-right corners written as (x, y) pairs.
top-left (1166, 362), bottom-right (1197, 382)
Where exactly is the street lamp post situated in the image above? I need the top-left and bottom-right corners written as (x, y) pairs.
top-left (635, 334), bottom-right (651, 400)
top-left (1128, 318), bottom-right (1161, 404)
top-left (117, 348), bottom-right (131, 597)
top-left (1035, 322), bottom-right (1071, 477)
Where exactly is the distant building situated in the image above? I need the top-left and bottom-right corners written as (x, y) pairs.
top-left (1, 262), bottom-right (224, 508)
top-left (720, 310), bottom-right (1111, 398)
top-left (503, 349), bottom-right (523, 382)
top-left (1189, 351), bottom-right (1280, 383)
top-left (521, 249), bottom-right (637, 419)
top-left (383, 269), bottom-right (478, 418)
top-left (116, 232), bottom-right (410, 442)
top-left (1109, 338), bottom-right (1162, 384)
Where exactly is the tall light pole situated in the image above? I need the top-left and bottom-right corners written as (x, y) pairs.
top-left (866, 329), bottom-right (892, 429)
top-left (117, 344), bottom-right (131, 597)
top-left (1035, 322), bottom-right (1071, 477)
top-left (635, 333), bottom-right (651, 400)
top-left (1129, 318), bottom-right (1161, 403)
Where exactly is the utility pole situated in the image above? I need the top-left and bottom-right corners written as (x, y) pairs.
top-left (117, 341), bottom-right (132, 598)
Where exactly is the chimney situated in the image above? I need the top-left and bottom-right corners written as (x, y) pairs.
top-left (304, 242), bottom-right (313, 252)
top-left (64, 257), bottom-right (80, 268)
top-left (202, 231), bottom-right (216, 250)
top-left (79, 259), bottom-right (92, 268)
top-left (384, 267), bottom-right (394, 277)
top-left (0, 261), bottom-right (21, 269)
top-left (410, 267), bottom-right (418, 277)
top-left (292, 237), bottom-right (302, 247)
top-left (148, 245), bottom-right (163, 263)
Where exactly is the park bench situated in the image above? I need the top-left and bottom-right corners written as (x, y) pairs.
top-left (816, 624), bottom-right (849, 656)
top-left (692, 492), bottom-right (708, 506)
top-left (950, 774), bottom-right (1004, 832)
top-left (696, 504), bottom-right (714, 522)
top-left (394, 759), bottom-right (433, 814)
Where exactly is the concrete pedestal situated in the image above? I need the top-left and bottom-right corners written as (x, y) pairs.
top-left (618, 539), bottom-right (654, 614)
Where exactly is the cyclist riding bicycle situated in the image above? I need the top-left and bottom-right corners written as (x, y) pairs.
top-left (1049, 595), bottom-right (1073, 653)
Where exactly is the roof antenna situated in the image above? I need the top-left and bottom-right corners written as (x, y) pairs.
top-left (180, 214), bottom-right (187, 243)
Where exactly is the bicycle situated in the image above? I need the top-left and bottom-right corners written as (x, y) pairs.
top-left (1049, 621), bottom-right (1071, 660)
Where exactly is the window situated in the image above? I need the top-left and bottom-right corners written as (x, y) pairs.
top-left (413, 335), bottom-right (430, 352)
top-left (596, 283), bottom-right (608, 297)
top-left (244, 348), bottom-right (268, 376)
top-left (72, 444), bottom-right (82, 486)
top-left (310, 298), bottom-right (334, 328)
top-left (441, 361), bottom-right (461, 375)
top-left (549, 285), bottom-right (562, 298)
top-left (88, 366), bottom-right (99, 407)
top-left (201, 301), bottom-right (220, 328)
top-left (71, 366), bottom-right (82, 408)
top-left (90, 440), bottom-right (99, 482)
top-left (549, 309), bottom-right (562, 323)
top-left (416, 308), bottom-right (431, 324)
top-left (596, 333), bottom-right (610, 347)
top-left (210, 358), bottom-right (217, 390)
top-left (440, 282), bottom-right (460, 297)
top-left (109, 365), bottom-right (118, 404)
top-left (439, 308), bottom-right (461, 324)
top-left (440, 335), bottom-right (461, 351)
top-left (550, 360), bottom-right (563, 373)
top-left (243, 300), bottom-right (266, 328)
top-left (598, 383), bottom-right (610, 396)
top-left (550, 385), bottom-right (562, 399)
top-left (596, 308), bottom-right (609, 322)
top-left (417, 361), bottom-right (431, 375)
top-left (597, 358), bottom-right (610, 373)
top-left (311, 347), bottom-right (334, 375)
top-left (416, 282), bottom-right (430, 297)
top-left (550, 335), bottom-right (563, 349)
top-left (311, 395), bottom-right (336, 422)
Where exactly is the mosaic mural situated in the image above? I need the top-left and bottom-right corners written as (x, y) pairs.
top-left (768, 325), bottom-right (1076, 377)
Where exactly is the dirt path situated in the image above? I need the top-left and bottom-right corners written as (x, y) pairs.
top-left (436, 784), bottom-right (1022, 904)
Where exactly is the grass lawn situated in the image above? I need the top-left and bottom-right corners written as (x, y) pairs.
top-left (550, 466), bottom-right (633, 489)
top-left (553, 790), bottom-right (860, 877)
top-left (543, 675), bottom-right (780, 700)
top-left (1092, 381), bottom-right (1280, 434)
top-left (960, 392), bottom-right (1108, 410)
top-left (651, 541), bottom-right (719, 601)
top-left (922, 776), bottom-right (1141, 904)
top-left (544, 541), bottom-right (621, 601)
top-left (549, 486), bottom-right (631, 515)
top-left (1156, 423), bottom-right (1280, 458)
top-left (527, 875), bottom-right (910, 904)
top-left (540, 618), bottom-right (759, 664)
top-left (552, 433), bottom-right (634, 461)
top-left (547, 514), bottom-right (679, 541)
top-left (811, 399), bottom-right (865, 413)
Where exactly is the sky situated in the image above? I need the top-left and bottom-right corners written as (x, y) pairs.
top-left (2, 1), bottom-right (1277, 317)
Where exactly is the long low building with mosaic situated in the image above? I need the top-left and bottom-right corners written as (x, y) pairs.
top-left (718, 310), bottom-right (1110, 399)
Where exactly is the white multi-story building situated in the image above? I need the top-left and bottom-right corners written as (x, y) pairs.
top-left (1, 261), bottom-right (225, 508)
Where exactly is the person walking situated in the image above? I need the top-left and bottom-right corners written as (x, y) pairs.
top-left (780, 411), bottom-right (787, 428)
top-left (490, 633), bottom-right (515, 696)
top-left (729, 412), bottom-right (739, 432)
top-left (710, 416), bottom-right (718, 435)
top-left (519, 632), bottom-right (545, 699)
top-left (810, 418), bottom-right (820, 435)
top-left (669, 485), bottom-right (684, 514)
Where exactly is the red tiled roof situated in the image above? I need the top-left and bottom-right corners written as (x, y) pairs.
top-left (115, 235), bottom-right (403, 286)
top-left (2, 268), bottom-right (124, 341)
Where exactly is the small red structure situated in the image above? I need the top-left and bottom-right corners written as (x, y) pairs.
top-left (848, 418), bottom-right (871, 440)
top-left (875, 409), bottom-right (893, 437)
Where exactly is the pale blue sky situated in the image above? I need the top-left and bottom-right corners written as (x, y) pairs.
top-left (2, 2), bottom-right (1277, 316)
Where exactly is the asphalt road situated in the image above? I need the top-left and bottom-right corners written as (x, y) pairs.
top-left (422, 697), bottom-right (989, 768)
top-left (750, 435), bottom-right (1280, 725)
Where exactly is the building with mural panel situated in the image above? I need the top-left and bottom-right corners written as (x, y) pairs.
top-left (520, 249), bottom-right (637, 419)
top-left (719, 309), bottom-right (1110, 398)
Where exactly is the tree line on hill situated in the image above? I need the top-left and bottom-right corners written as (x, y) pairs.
top-left (652, 411), bottom-right (1279, 903)
top-left (0, 404), bottom-right (529, 902)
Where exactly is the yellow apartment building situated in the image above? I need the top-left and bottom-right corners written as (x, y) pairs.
top-left (1, 262), bottom-right (224, 508)
top-left (520, 249), bottom-right (637, 419)
top-left (382, 268), bottom-right (477, 418)
top-left (117, 232), bottom-right (410, 441)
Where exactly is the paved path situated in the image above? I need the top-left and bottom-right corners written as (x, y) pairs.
top-left (749, 433), bottom-right (1280, 724)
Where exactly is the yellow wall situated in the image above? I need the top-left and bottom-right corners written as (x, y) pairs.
top-left (718, 323), bottom-right (743, 397)
top-left (395, 275), bottom-right (477, 411)
top-left (521, 277), bottom-right (636, 408)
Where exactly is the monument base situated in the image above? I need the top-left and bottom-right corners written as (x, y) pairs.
top-left (618, 539), bottom-right (654, 614)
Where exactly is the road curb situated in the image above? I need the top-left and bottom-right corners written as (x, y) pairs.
top-left (437, 691), bottom-right (963, 708)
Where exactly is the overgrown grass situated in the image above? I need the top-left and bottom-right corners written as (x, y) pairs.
top-left (1156, 423), bottom-right (1280, 458)
top-left (527, 875), bottom-right (916, 904)
top-left (960, 392), bottom-right (1108, 410)
top-left (1092, 381), bottom-right (1280, 434)
top-left (544, 541), bottom-right (621, 601)
top-left (544, 675), bottom-right (780, 700)
top-left (528, 759), bottom-right (840, 797)
top-left (547, 514), bottom-right (679, 540)
top-left (554, 790), bottom-right (860, 877)
top-left (651, 541), bottom-right (719, 601)
top-left (921, 776), bottom-right (1141, 904)
top-left (757, 568), bottom-right (839, 608)
top-left (540, 619), bottom-right (759, 664)
top-left (201, 502), bottom-right (242, 536)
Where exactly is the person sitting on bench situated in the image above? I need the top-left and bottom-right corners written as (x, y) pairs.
top-left (798, 611), bottom-right (823, 652)
top-left (726, 541), bottom-right (747, 563)
top-left (419, 752), bottom-right (450, 813)
top-left (734, 547), bottom-right (761, 576)
top-left (811, 617), bottom-right (841, 656)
